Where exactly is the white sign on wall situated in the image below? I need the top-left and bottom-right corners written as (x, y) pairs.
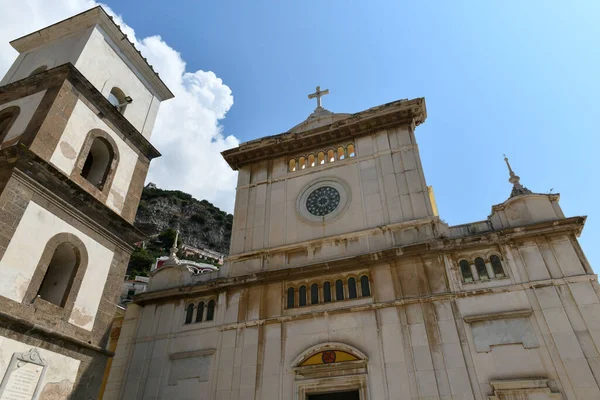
top-left (0, 348), bottom-right (47, 400)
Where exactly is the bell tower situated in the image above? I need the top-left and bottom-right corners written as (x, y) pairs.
top-left (0, 6), bottom-right (172, 399)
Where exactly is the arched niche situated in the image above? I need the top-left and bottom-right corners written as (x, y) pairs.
top-left (292, 342), bottom-right (369, 400)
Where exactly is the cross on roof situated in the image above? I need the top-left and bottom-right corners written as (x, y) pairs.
top-left (308, 86), bottom-right (330, 109)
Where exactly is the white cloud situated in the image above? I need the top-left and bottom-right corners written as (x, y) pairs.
top-left (0, 0), bottom-right (239, 212)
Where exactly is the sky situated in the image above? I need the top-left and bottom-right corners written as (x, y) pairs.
top-left (0, 1), bottom-right (599, 269)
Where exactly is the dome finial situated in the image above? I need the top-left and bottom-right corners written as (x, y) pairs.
top-left (504, 154), bottom-right (532, 197)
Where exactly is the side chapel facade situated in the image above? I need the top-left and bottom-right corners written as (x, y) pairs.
top-left (105, 88), bottom-right (600, 398)
top-left (0, 7), bottom-right (172, 399)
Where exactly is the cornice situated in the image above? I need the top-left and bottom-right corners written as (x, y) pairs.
top-left (221, 97), bottom-right (427, 170)
top-left (134, 216), bottom-right (587, 304)
top-left (0, 64), bottom-right (161, 160)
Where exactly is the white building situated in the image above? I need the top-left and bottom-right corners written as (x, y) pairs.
top-left (104, 90), bottom-right (600, 400)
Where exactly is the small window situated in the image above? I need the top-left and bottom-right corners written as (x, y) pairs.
top-left (287, 287), bottom-right (295, 308)
top-left (348, 277), bottom-right (357, 299)
top-left (335, 279), bottom-right (344, 301)
top-left (475, 257), bottom-right (489, 280)
top-left (206, 300), bottom-right (216, 321)
top-left (37, 242), bottom-right (80, 307)
top-left (360, 275), bottom-right (371, 297)
top-left (318, 151), bottom-right (325, 165)
top-left (127, 289), bottom-right (135, 298)
top-left (310, 283), bottom-right (319, 305)
top-left (289, 159), bottom-right (296, 172)
top-left (337, 146), bottom-right (345, 160)
top-left (299, 156), bottom-right (306, 170)
top-left (490, 255), bottom-right (505, 278)
top-left (108, 87), bottom-right (129, 113)
top-left (0, 106), bottom-right (20, 142)
top-left (323, 282), bottom-right (332, 303)
top-left (29, 65), bottom-right (48, 77)
top-left (184, 304), bottom-right (194, 324)
top-left (308, 154), bottom-right (315, 168)
top-left (327, 149), bottom-right (335, 163)
top-left (459, 260), bottom-right (473, 283)
top-left (299, 285), bottom-right (307, 306)
top-left (347, 143), bottom-right (356, 157)
top-left (196, 301), bottom-right (205, 323)
top-left (81, 137), bottom-right (115, 189)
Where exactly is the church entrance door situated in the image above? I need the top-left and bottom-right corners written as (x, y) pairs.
top-left (308, 390), bottom-right (360, 400)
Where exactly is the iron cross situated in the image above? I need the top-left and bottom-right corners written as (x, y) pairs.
top-left (308, 86), bottom-right (330, 108)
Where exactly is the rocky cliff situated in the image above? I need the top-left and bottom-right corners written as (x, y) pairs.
top-left (135, 185), bottom-right (233, 254)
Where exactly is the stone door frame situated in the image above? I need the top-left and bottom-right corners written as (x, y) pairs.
top-left (292, 342), bottom-right (369, 400)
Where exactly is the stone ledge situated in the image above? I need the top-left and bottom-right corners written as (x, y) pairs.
top-left (463, 309), bottom-right (533, 324)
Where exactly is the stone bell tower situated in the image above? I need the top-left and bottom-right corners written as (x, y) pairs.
top-left (0, 6), bottom-right (172, 399)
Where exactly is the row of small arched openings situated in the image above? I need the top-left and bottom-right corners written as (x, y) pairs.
top-left (184, 299), bottom-right (216, 324)
top-left (458, 254), bottom-right (506, 283)
top-left (287, 275), bottom-right (371, 308)
top-left (289, 143), bottom-right (356, 172)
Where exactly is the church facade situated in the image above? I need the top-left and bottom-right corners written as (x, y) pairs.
top-left (0, 7), bottom-right (172, 399)
top-left (104, 87), bottom-right (600, 399)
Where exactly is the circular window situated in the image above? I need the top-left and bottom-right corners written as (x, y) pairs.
top-left (296, 178), bottom-right (351, 224)
top-left (306, 186), bottom-right (340, 216)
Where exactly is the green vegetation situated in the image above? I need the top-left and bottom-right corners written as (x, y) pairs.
top-left (127, 185), bottom-right (233, 276)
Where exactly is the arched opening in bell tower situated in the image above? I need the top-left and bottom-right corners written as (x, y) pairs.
top-left (81, 137), bottom-right (115, 189)
top-left (37, 242), bottom-right (81, 307)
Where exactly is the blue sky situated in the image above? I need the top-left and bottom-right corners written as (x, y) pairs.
top-left (102, 1), bottom-right (600, 269)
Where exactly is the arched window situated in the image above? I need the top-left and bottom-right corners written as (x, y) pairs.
top-left (327, 149), bottom-right (335, 163)
top-left (337, 146), bottom-right (346, 160)
top-left (490, 255), bottom-right (505, 278)
top-left (29, 65), bottom-right (48, 77)
top-left (196, 301), bottom-right (205, 322)
top-left (323, 281), bottom-right (332, 303)
top-left (299, 285), bottom-right (307, 306)
top-left (459, 260), bottom-right (473, 282)
top-left (81, 137), bottom-right (115, 189)
top-left (475, 257), bottom-right (489, 280)
top-left (184, 304), bottom-right (194, 324)
top-left (108, 87), bottom-right (129, 113)
top-left (317, 151), bottom-right (325, 165)
top-left (287, 287), bottom-right (295, 308)
top-left (299, 156), bottom-right (306, 170)
top-left (360, 275), bottom-right (371, 297)
top-left (348, 277), bottom-right (357, 299)
top-left (310, 283), bottom-right (319, 305)
top-left (37, 242), bottom-right (80, 307)
top-left (335, 279), bottom-right (344, 301)
top-left (289, 159), bottom-right (296, 172)
top-left (206, 300), bottom-right (216, 321)
top-left (0, 106), bottom-right (20, 143)
top-left (347, 143), bottom-right (356, 157)
top-left (308, 154), bottom-right (315, 168)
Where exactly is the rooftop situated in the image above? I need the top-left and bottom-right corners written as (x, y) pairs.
top-left (10, 6), bottom-right (174, 101)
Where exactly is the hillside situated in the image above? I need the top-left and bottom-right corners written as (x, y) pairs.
top-left (135, 185), bottom-right (233, 254)
top-left (126, 185), bottom-right (233, 276)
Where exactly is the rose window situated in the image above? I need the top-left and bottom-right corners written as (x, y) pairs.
top-left (306, 186), bottom-right (341, 216)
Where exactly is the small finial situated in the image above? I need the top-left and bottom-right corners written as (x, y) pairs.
top-left (169, 229), bottom-right (179, 257)
top-left (503, 155), bottom-right (531, 197)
